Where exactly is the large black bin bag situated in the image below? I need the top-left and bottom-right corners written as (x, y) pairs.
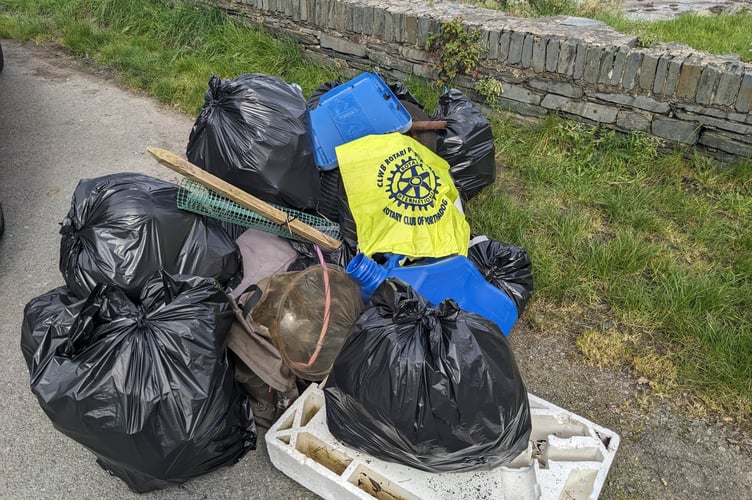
top-left (324, 279), bottom-right (531, 472)
top-left (59, 173), bottom-right (241, 300)
top-left (433, 89), bottom-right (496, 202)
top-left (187, 73), bottom-right (320, 210)
top-left (21, 272), bottom-right (256, 493)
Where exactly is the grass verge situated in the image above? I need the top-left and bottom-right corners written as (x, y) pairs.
top-left (1, 0), bottom-right (751, 424)
top-left (467, 116), bottom-right (752, 421)
top-left (468, 0), bottom-right (752, 62)
top-left (0, 0), bottom-right (341, 114)
top-left (603, 10), bottom-right (752, 61)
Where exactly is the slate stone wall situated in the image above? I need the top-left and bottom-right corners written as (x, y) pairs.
top-left (210, 0), bottom-right (752, 161)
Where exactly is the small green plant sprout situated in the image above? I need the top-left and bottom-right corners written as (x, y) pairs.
top-left (474, 75), bottom-right (503, 106)
top-left (636, 32), bottom-right (661, 48)
top-left (425, 17), bottom-right (487, 88)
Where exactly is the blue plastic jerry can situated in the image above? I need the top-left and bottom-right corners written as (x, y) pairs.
top-left (346, 253), bottom-right (519, 336)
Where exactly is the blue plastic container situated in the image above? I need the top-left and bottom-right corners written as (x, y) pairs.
top-left (346, 253), bottom-right (519, 336)
top-left (309, 72), bottom-right (413, 171)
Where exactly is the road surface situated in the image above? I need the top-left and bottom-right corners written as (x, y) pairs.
top-left (0, 39), bottom-right (317, 500)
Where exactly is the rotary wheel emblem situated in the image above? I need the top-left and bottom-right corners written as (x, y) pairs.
top-left (386, 156), bottom-right (440, 211)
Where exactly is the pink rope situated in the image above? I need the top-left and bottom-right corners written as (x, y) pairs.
top-left (295, 244), bottom-right (331, 369)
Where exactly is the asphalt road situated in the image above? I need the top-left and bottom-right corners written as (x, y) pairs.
top-left (0, 40), bottom-right (317, 499)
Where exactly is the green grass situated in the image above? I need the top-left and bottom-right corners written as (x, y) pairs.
top-left (467, 116), bottom-right (752, 417)
top-left (466, 0), bottom-right (752, 62)
top-left (1, 0), bottom-right (751, 421)
top-left (0, 0), bottom-right (340, 114)
top-left (604, 10), bottom-right (752, 61)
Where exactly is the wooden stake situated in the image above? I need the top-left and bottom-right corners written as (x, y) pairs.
top-left (147, 147), bottom-right (342, 251)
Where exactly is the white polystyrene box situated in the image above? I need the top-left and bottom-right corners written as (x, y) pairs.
top-left (265, 383), bottom-right (620, 500)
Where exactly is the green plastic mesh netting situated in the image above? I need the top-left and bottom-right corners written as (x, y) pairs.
top-left (176, 178), bottom-right (342, 244)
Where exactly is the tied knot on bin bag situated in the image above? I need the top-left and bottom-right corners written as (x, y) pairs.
top-left (58, 215), bottom-right (77, 235)
top-left (324, 279), bottom-right (532, 473)
top-left (391, 291), bottom-right (459, 335)
top-left (58, 215), bottom-right (83, 255)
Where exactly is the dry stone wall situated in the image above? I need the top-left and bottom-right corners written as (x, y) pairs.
top-left (211, 0), bottom-right (752, 161)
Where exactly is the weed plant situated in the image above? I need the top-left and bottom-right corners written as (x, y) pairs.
top-left (426, 18), bottom-right (485, 88)
top-left (1, 0), bottom-right (750, 422)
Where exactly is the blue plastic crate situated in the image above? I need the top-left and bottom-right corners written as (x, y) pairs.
top-left (309, 72), bottom-right (413, 171)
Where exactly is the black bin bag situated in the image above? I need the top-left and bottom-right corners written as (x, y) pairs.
top-left (324, 279), bottom-right (531, 472)
top-left (21, 272), bottom-right (256, 493)
top-left (187, 73), bottom-right (320, 210)
top-left (467, 235), bottom-right (535, 313)
top-left (59, 173), bottom-right (242, 300)
top-left (433, 89), bottom-right (496, 202)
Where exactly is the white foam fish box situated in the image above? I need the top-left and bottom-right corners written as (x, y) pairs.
top-left (266, 384), bottom-right (620, 500)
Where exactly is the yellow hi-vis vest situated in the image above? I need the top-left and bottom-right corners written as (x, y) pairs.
top-left (336, 133), bottom-right (470, 258)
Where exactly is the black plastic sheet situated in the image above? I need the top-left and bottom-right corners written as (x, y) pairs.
top-left (21, 272), bottom-right (256, 493)
top-left (187, 73), bottom-right (320, 210)
top-left (59, 173), bottom-right (241, 300)
top-left (433, 89), bottom-right (496, 202)
top-left (467, 235), bottom-right (534, 313)
top-left (324, 279), bottom-right (531, 472)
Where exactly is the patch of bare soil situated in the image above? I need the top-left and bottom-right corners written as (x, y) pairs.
top-left (18, 41), bottom-right (149, 95)
top-left (509, 320), bottom-right (752, 499)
